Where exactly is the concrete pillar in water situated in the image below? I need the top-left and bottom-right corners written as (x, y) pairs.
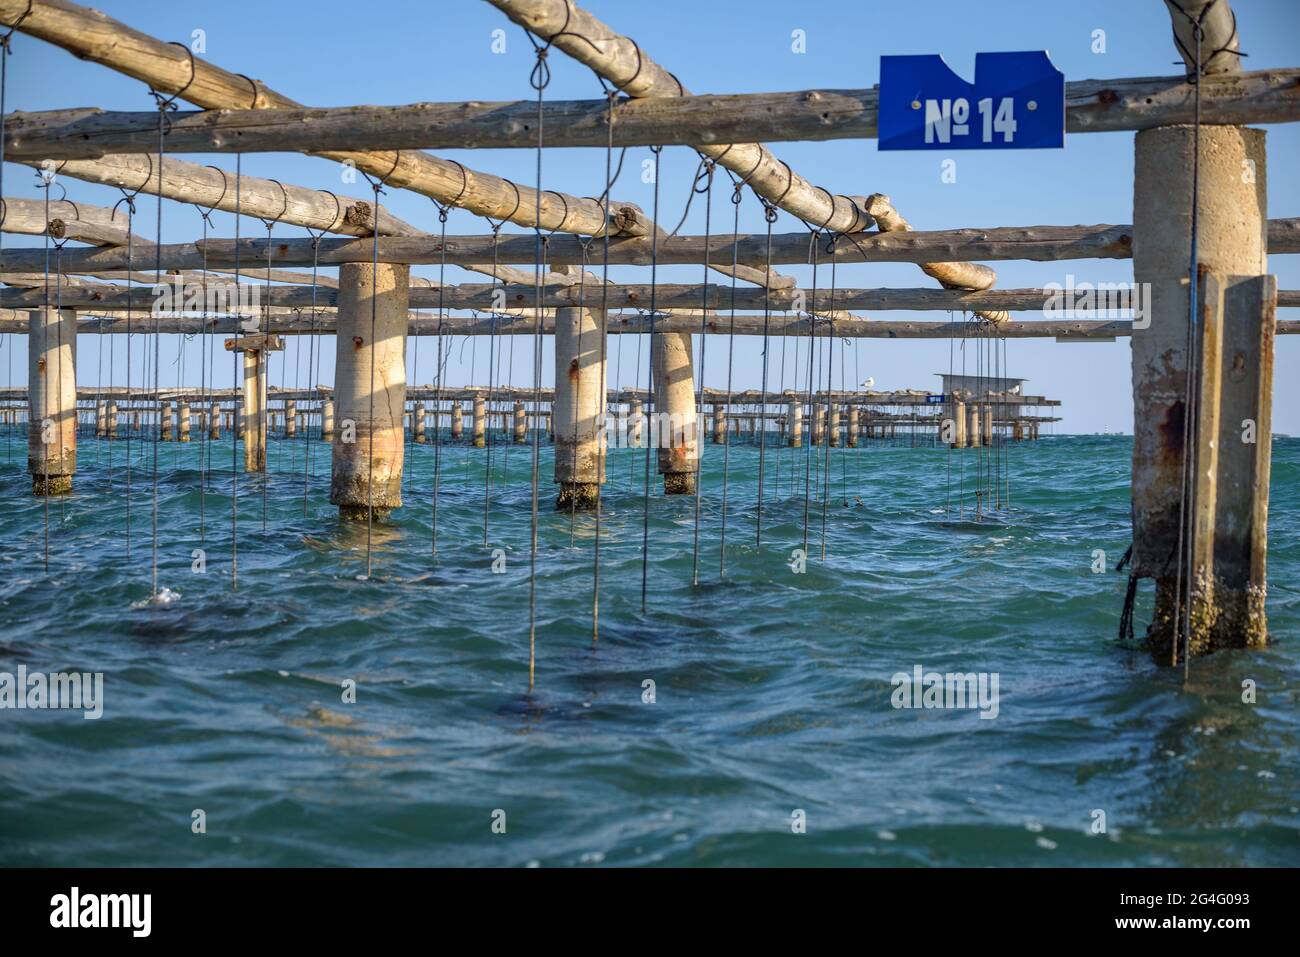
top-left (209, 402), bottom-right (221, 439)
top-left (951, 399), bottom-right (966, 448)
top-left (451, 402), bottom-right (464, 441)
top-left (513, 402), bottom-right (527, 444)
top-left (471, 395), bottom-right (486, 449)
top-left (651, 331), bottom-right (697, 494)
top-left (285, 400), bottom-right (297, 438)
top-left (415, 402), bottom-right (428, 444)
top-left (787, 399), bottom-right (802, 447)
top-left (982, 405), bottom-right (993, 448)
top-left (1131, 123), bottom-right (1270, 657)
top-left (179, 401), bottom-right (191, 442)
top-left (331, 261), bottom-right (409, 519)
top-left (628, 398), bottom-right (643, 448)
top-left (811, 406), bottom-right (825, 446)
top-left (713, 403), bottom-right (727, 444)
top-left (321, 399), bottom-right (335, 443)
top-left (160, 403), bottom-right (174, 442)
top-left (27, 307), bottom-right (77, 495)
top-left (241, 350), bottom-right (267, 471)
top-left (554, 306), bottom-right (607, 508)
top-left (847, 405), bottom-right (859, 447)
top-left (829, 406), bottom-right (841, 448)
top-left (107, 401), bottom-right (118, 439)
top-left (95, 400), bottom-right (107, 438)
top-left (967, 402), bottom-right (981, 449)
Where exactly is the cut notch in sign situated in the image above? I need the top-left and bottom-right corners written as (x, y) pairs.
top-left (879, 51), bottom-right (1066, 150)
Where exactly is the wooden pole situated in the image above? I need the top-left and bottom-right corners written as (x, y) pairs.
top-left (11, 68), bottom-right (1296, 157)
top-left (10, 218), bottom-right (1299, 274)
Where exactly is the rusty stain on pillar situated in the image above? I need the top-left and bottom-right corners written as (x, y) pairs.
top-left (330, 261), bottom-right (410, 520)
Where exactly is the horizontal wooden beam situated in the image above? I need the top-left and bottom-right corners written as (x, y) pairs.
top-left (0, 312), bottom-right (1264, 339)
top-left (4, 220), bottom-right (1297, 275)
top-left (9, 68), bottom-right (1297, 158)
top-left (1, 310), bottom-right (1297, 339)
top-left (16, 281), bottom-right (1291, 313)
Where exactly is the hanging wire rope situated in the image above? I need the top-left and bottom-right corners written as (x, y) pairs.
top-left (688, 155), bottom-right (714, 587)
top-left (639, 144), bottom-right (663, 614)
top-left (255, 180), bottom-right (287, 533)
top-left (753, 183), bottom-right (785, 547)
top-left (230, 153), bottom-right (242, 591)
top-left (591, 84), bottom-right (620, 644)
top-left (1170, 0), bottom-right (1212, 677)
top-left (0, 4), bottom-right (31, 471)
top-left (522, 21), bottom-right (567, 689)
top-left (800, 230), bottom-right (821, 554)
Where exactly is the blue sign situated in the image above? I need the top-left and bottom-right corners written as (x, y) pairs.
top-left (878, 51), bottom-right (1065, 151)
top-left (925, 394), bottom-right (946, 405)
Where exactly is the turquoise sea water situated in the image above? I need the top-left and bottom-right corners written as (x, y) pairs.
top-left (0, 431), bottom-right (1297, 867)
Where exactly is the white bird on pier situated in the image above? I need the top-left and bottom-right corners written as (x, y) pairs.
top-left (860, 377), bottom-right (875, 389)
top-left (1009, 384), bottom-right (1021, 395)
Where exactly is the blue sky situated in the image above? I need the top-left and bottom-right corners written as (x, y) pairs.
top-left (4, 0), bottom-right (1298, 433)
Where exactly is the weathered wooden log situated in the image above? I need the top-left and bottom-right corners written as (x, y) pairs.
top-left (866, 194), bottom-right (1011, 325)
top-left (9, 67), bottom-right (1296, 156)
top-left (2, 308), bottom-right (1298, 340)
top-left (14, 280), bottom-right (1298, 315)
top-left (19, 153), bottom-right (409, 237)
top-left (1164, 0), bottom-right (1242, 76)
top-left (485, 0), bottom-right (872, 235)
top-left (7, 219), bottom-right (1297, 275)
top-left (0, 0), bottom-right (648, 237)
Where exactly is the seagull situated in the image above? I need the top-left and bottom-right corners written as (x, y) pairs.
top-left (860, 377), bottom-right (875, 389)
top-left (1008, 384), bottom-right (1021, 395)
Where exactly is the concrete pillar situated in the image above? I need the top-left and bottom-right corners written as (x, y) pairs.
top-left (107, 401), bottom-right (118, 439)
top-left (554, 306), bottom-right (607, 508)
top-left (95, 399), bottom-right (107, 438)
top-left (415, 402), bottom-right (428, 444)
top-left (847, 405), bottom-right (859, 447)
top-left (285, 400), bottom-right (297, 438)
top-left (27, 307), bottom-right (77, 495)
top-left (829, 405), bottom-right (841, 447)
top-left (713, 403), bottom-right (727, 444)
top-left (950, 399), bottom-right (966, 448)
top-left (650, 331), bottom-right (698, 494)
top-left (967, 402), bottom-right (981, 449)
top-left (1132, 123), bottom-right (1269, 657)
top-left (513, 401), bottom-right (527, 444)
top-left (628, 398), bottom-right (643, 448)
top-left (242, 350), bottom-right (267, 472)
top-left (811, 406), bottom-right (825, 446)
top-left (178, 400), bottom-right (191, 442)
top-left (451, 401), bottom-right (464, 441)
top-left (330, 261), bottom-right (409, 519)
top-left (982, 405), bottom-right (993, 448)
top-left (787, 399), bottom-right (802, 447)
top-left (471, 395), bottom-right (486, 449)
top-left (321, 399), bottom-right (335, 442)
top-left (209, 402), bottom-right (221, 439)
